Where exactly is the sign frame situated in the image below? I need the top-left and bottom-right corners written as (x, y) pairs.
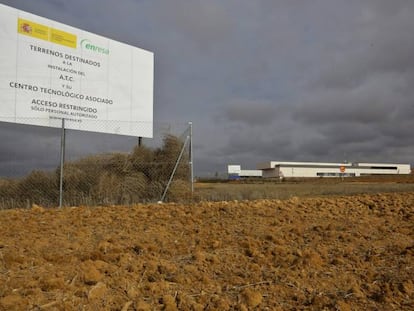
top-left (0, 3), bottom-right (154, 137)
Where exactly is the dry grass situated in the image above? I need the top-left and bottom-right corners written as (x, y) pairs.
top-left (194, 176), bottom-right (414, 201)
top-left (0, 135), bottom-right (190, 208)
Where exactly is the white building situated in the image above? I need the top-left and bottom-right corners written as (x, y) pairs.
top-left (227, 165), bottom-right (262, 179)
top-left (257, 161), bottom-right (411, 178)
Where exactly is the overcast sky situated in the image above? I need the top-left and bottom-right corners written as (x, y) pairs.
top-left (1, 0), bottom-right (414, 176)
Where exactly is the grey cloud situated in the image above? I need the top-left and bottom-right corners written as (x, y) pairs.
top-left (1, 0), bottom-right (414, 176)
top-left (0, 123), bottom-right (60, 175)
top-left (314, 1), bottom-right (414, 90)
top-left (293, 74), bottom-right (404, 125)
top-left (378, 119), bottom-right (414, 142)
top-left (318, 123), bottom-right (378, 145)
top-left (224, 100), bottom-right (278, 126)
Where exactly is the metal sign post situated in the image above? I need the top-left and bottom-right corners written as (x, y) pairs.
top-left (189, 121), bottom-right (194, 194)
top-left (160, 135), bottom-right (190, 203)
top-left (59, 118), bottom-right (66, 208)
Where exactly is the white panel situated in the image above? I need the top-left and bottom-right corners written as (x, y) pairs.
top-left (0, 4), bottom-right (153, 137)
top-left (228, 165), bottom-right (241, 174)
top-left (240, 170), bottom-right (262, 177)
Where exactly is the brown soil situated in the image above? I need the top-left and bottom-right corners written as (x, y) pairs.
top-left (1, 192), bottom-right (413, 310)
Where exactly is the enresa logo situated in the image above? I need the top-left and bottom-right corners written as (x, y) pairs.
top-left (80, 39), bottom-right (109, 55)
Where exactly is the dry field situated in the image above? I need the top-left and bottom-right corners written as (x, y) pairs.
top-left (1, 187), bottom-right (414, 310)
top-left (194, 175), bottom-right (414, 202)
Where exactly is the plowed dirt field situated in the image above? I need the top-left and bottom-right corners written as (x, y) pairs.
top-left (1, 192), bottom-right (413, 310)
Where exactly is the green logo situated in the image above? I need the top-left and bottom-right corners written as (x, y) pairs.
top-left (80, 39), bottom-right (109, 55)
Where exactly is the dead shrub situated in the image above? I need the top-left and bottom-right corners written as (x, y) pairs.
top-left (0, 133), bottom-right (192, 207)
top-left (119, 172), bottom-right (148, 204)
top-left (166, 179), bottom-right (191, 202)
top-left (18, 170), bottom-right (58, 207)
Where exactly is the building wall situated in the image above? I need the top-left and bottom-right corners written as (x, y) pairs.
top-left (357, 163), bottom-right (411, 174)
top-left (262, 169), bottom-right (278, 178)
top-left (279, 166), bottom-right (346, 178)
top-left (257, 161), bottom-right (351, 170)
top-left (258, 162), bottom-right (411, 178)
top-left (240, 170), bottom-right (262, 177)
top-left (227, 165), bottom-right (262, 178)
top-left (228, 165), bottom-right (241, 175)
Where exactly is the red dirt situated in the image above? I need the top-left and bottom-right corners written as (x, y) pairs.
top-left (1, 192), bottom-right (413, 310)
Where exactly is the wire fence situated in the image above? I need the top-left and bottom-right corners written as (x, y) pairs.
top-left (0, 120), bottom-right (193, 209)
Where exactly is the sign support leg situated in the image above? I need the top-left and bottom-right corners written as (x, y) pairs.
top-left (59, 118), bottom-right (66, 208)
top-left (189, 121), bottom-right (194, 194)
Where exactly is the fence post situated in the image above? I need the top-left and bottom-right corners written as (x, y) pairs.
top-left (189, 121), bottom-right (194, 194)
top-left (59, 118), bottom-right (66, 208)
top-left (159, 135), bottom-right (190, 203)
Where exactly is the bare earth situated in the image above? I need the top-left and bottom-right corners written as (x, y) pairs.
top-left (1, 192), bottom-right (413, 310)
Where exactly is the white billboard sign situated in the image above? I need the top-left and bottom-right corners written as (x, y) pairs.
top-left (0, 4), bottom-right (153, 137)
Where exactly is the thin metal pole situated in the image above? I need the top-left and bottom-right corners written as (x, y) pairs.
top-left (189, 121), bottom-right (194, 194)
top-left (160, 135), bottom-right (190, 202)
top-left (59, 118), bottom-right (66, 208)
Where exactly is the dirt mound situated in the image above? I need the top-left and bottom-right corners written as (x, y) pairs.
top-left (1, 193), bottom-right (413, 310)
